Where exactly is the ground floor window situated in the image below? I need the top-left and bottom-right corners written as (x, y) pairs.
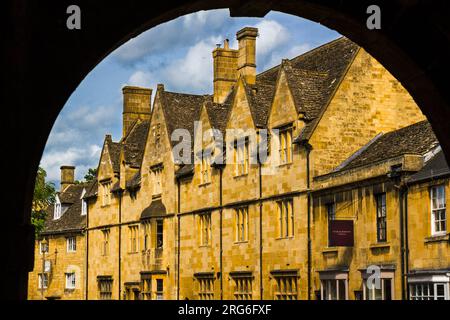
top-left (231, 274), bottom-right (253, 300)
top-left (272, 271), bottom-right (298, 300)
top-left (156, 279), bottom-right (164, 300)
top-left (141, 278), bottom-right (151, 300)
top-left (38, 273), bottom-right (48, 289)
top-left (363, 278), bottom-right (392, 300)
top-left (410, 282), bottom-right (449, 300)
top-left (320, 272), bottom-right (348, 300)
top-left (65, 272), bottom-right (76, 289)
top-left (98, 277), bottom-right (113, 300)
top-left (196, 274), bottom-right (215, 300)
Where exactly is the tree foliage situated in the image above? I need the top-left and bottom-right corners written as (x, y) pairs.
top-left (32, 167), bottom-right (56, 235)
top-left (84, 167), bottom-right (98, 182)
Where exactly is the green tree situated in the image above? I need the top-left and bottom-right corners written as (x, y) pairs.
top-left (32, 167), bottom-right (56, 235)
top-left (83, 167), bottom-right (97, 182)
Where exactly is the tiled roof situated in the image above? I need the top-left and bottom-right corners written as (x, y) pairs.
top-left (105, 136), bottom-right (121, 173)
top-left (408, 149), bottom-right (450, 183)
top-left (122, 120), bottom-right (150, 168)
top-left (160, 90), bottom-right (205, 147)
top-left (42, 182), bottom-right (94, 235)
top-left (335, 121), bottom-right (439, 172)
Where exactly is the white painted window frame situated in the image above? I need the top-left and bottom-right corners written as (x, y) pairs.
top-left (430, 185), bottom-right (447, 236)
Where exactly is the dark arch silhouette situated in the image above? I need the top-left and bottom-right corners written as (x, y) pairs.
top-left (3, 0), bottom-right (450, 300)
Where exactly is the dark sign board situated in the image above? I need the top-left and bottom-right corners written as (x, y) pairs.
top-left (329, 220), bottom-right (354, 247)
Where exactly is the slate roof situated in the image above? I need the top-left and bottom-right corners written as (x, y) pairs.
top-left (334, 121), bottom-right (439, 172)
top-left (42, 182), bottom-right (93, 235)
top-left (106, 137), bottom-right (122, 173)
top-left (408, 149), bottom-right (450, 184)
top-left (122, 120), bottom-right (150, 168)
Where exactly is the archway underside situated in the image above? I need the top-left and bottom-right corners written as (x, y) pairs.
top-left (3, 0), bottom-right (449, 299)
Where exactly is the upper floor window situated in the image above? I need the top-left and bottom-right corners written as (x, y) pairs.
top-left (278, 199), bottom-right (294, 238)
top-left (65, 272), bottom-right (76, 289)
top-left (431, 185), bottom-right (446, 236)
top-left (128, 225), bottom-right (139, 253)
top-left (143, 222), bottom-right (151, 251)
top-left (101, 181), bottom-right (112, 206)
top-left (201, 153), bottom-right (212, 184)
top-left (234, 138), bottom-right (249, 176)
top-left (67, 236), bottom-right (76, 252)
top-left (376, 193), bottom-right (387, 242)
top-left (278, 126), bottom-right (293, 165)
top-left (156, 220), bottom-right (164, 249)
top-left (54, 196), bottom-right (62, 220)
top-left (235, 207), bottom-right (249, 242)
top-left (199, 213), bottom-right (211, 246)
top-left (152, 168), bottom-right (163, 196)
top-left (102, 229), bottom-right (110, 256)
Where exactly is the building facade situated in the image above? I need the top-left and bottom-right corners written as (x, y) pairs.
top-left (28, 166), bottom-right (92, 300)
top-left (29, 26), bottom-right (449, 300)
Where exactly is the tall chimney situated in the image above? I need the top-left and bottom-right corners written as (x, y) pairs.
top-left (236, 27), bottom-right (258, 85)
top-left (122, 86), bottom-right (152, 137)
top-left (212, 39), bottom-right (238, 103)
top-left (60, 166), bottom-right (75, 192)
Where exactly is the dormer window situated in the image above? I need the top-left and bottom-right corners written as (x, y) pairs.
top-left (277, 125), bottom-right (293, 165)
top-left (201, 152), bottom-right (212, 184)
top-left (54, 196), bottom-right (62, 220)
top-left (151, 165), bottom-right (163, 197)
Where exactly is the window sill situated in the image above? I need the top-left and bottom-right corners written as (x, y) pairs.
top-left (278, 162), bottom-right (293, 169)
top-left (234, 241), bottom-right (249, 245)
top-left (101, 204), bottom-right (111, 208)
top-left (425, 234), bottom-right (449, 244)
top-left (322, 247), bottom-right (339, 254)
top-left (276, 236), bottom-right (294, 241)
top-left (369, 242), bottom-right (391, 250)
top-left (152, 194), bottom-right (162, 200)
top-left (199, 182), bottom-right (211, 188)
top-left (234, 174), bottom-right (248, 179)
top-left (128, 251), bottom-right (139, 255)
top-left (199, 245), bottom-right (211, 249)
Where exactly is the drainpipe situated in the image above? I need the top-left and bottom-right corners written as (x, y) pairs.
top-left (399, 185), bottom-right (406, 300)
top-left (404, 186), bottom-right (410, 299)
top-left (118, 190), bottom-right (123, 300)
top-left (258, 149), bottom-right (263, 300)
top-left (177, 179), bottom-right (181, 300)
top-left (219, 167), bottom-right (223, 300)
top-left (305, 143), bottom-right (312, 300)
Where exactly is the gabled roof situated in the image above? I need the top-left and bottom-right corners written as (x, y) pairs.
top-left (408, 149), bottom-right (450, 184)
top-left (334, 121), bottom-right (439, 172)
top-left (42, 182), bottom-right (94, 235)
top-left (102, 135), bottom-right (121, 174)
top-left (159, 90), bottom-right (205, 147)
top-left (122, 120), bottom-right (150, 168)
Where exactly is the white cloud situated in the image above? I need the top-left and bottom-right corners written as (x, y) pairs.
top-left (128, 70), bottom-right (154, 88)
top-left (41, 144), bottom-right (102, 182)
top-left (263, 43), bottom-right (312, 70)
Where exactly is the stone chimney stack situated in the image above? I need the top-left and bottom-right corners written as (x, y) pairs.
top-left (122, 86), bottom-right (152, 137)
top-left (236, 27), bottom-right (258, 85)
top-left (60, 165), bottom-right (75, 192)
top-left (212, 39), bottom-right (239, 103)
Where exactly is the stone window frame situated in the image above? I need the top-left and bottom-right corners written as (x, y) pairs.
top-left (430, 185), bottom-right (447, 236)
top-left (375, 193), bottom-right (387, 243)
top-left (65, 272), bottom-right (76, 290)
top-left (277, 198), bottom-right (294, 239)
top-left (198, 213), bottom-right (212, 247)
top-left (66, 236), bottom-right (77, 253)
top-left (235, 206), bottom-right (249, 243)
top-left (38, 273), bottom-right (49, 289)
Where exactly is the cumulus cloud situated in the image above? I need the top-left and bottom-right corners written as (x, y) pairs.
top-left (112, 10), bottom-right (230, 66)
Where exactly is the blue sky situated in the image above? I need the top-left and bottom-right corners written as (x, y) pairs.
top-left (41, 9), bottom-right (340, 184)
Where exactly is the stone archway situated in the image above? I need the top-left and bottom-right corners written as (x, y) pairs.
top-left (3, 0), bottom-right (450, 299)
